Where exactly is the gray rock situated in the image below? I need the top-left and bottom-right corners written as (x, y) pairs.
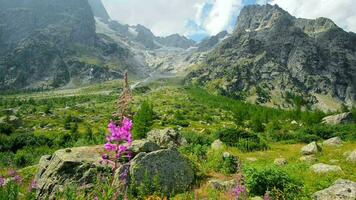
top-left (211, 139), bottom-right (224, 150)
top-left (274, 158), bottom-right (288, 166)
top-left (35, 146), bottom-right (109, 199)
top-left (301, 142), bottom-right (322, 155)
top-left (130, 139), bottom-right (160, 155)
top-left (299, 155), bottom-right (317, 163)
top-left (207, 179), bottom-right (237, 191)
top-left (310, 163), bottom-right (342, 174)
top-left (323, 137), bottom-right (343, 146)
top-left (129, 148), bottom-right (194, 196)
top-left (246, 157), bottom-right (258, 162)
top-left (346, 150), bottom-right (356, 163)
top-left (251, 197), bottom-right (264, 200)
top-left (313, 179), bottom-right (356, 200)
top-left (322, 112), bottom-right (353, 125)
top-left (147, 128), bottom-right (187, 148)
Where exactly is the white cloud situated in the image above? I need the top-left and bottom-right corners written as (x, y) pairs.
top-left (269, 0), bottom-right (356, 33)
top-left (204, 0), bottom-right (243, 35)
top-left (102, 0), bottom-right (206, 36)
top-left (101, 0), bottom-right (244, 37)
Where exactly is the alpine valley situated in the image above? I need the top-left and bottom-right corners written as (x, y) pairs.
top-left (0, 1), bottom-right (355, 200)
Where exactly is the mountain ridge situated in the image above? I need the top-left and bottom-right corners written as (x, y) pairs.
top-left (187, 4), bottom-right (356, 110)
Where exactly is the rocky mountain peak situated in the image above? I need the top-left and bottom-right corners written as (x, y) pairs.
top-left (188, 4), bottom-right (356, 109)
top-left (236, 4), bottom-right (293, 33)
top-left (88, 0), bottom-right (111, 22)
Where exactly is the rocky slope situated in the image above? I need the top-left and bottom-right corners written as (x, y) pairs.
top-left (0, 0), bottom-right (147, 90)
top-left (187, 4), bottom-right (356, 109)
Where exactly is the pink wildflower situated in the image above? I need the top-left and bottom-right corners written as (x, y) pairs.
top-left (0, 176), bottom-right (5, 187)
top-left (28, 180), bottom-right (37, 192)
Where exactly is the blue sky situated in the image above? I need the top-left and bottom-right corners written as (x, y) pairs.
top-left (102, 0), bottom-right (356, 41)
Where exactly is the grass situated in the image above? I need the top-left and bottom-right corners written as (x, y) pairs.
top-left (0, 78), bottom-right (355, 199)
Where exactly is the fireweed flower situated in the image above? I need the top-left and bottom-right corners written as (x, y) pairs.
top-left (231, 174), bottom-right (248, 200)
top-left (28, 180), bottom-right (37, 192)
top-left (0, 176), bottom-right (5, 187)
top-left (8, 169), bottom-right (16, 177)
top-left (102, 117), bottom-right (133, 168)
top-left (14, 175), bottom-right (22, 185)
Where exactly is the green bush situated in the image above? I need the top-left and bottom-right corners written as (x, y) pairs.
top-left (0, 132), bottom-right (54, 152)
top-left (206, 150), bottom-right (239, 175)
top-left (133, 101), bottom-right (154, 139)
top-left (215, 128), bottom-right (268, 152)
top-left (0, 123), bottom-right (15, 135)
top-left (14, 146), bottom-right (54, 167)
top-left (182, 131), bottom-right (214, 146)
top-left (245, 166), bottom-right (302, 199)
top-left (221, 154), bottom-right (239, 174)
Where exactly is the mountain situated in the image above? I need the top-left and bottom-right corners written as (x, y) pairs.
top-left (187, 4), bottom-right (356, 110)
top-left (157, 34), bottom-right (196, 49)
top-left (197, 31), bottom-right (229, 52)
top-left (88, 0), bottom-right (111, 22)
top-left (0, 0), bottom-right (146, 90)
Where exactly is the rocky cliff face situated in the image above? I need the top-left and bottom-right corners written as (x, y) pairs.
top-left (0, 0), bottom-right (147, 90)
top-left (157, 34), bottom-right (196, 49)
top-left (88, 0), bottom-right (111, 22)
top-left (187, 4), bottom-right (356, 108)
top-left (197, 31), bottom-right (229, 52)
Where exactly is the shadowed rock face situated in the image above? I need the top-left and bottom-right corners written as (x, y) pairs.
top-left (187, 4), bottom-right (356, 106)
top-left (88, 0), bottom-right (111, 22)
top-left (35, 146), bottom-right (109, 199)
top-left (0, 0), bottom-right (146, 90)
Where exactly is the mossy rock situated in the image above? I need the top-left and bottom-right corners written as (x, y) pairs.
top-left (129, 148), bottom-right (194, 196)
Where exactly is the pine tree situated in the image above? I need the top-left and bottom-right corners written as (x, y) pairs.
top-left (132, 101), bottom-right (154, 139)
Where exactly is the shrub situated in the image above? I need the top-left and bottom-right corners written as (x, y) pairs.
top-left (14, 146), bottom-right (54, 167)
top-left (221, 154), bottom-right (239, 174)
top-left (181, 131), bottom-right (214, 146)
top-left (206, 150), bottom-right (239, 175)
top-left (245, 166), bottom-right (302, 199)
top-left (215, 128), bottom-right (268, 152)
top-left (133, 101), bottom-right (154, 139)
top-left (0, 123), bottom-right (14, 135)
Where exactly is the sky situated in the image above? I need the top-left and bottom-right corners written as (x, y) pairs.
top-left (102, 0), bottom-right (356, 41)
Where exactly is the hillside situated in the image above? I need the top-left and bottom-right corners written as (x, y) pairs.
top-left (0, 0), bottom-right (147, 91)
top-left (187, 4), bottom-right (356, 110)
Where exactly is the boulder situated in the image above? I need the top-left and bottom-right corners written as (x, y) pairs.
top-left (346, 150), bottom-right (356, 163)
top-left (35, 146), bottom-right (109, 199)
top-left (207, 179), bottom-right (237, 191)
top-left (310, 163), bottom-right (342, 174)
top-left (251, 197), bottom-right (264, 200)
top-left (211, 139), bottom-right (224, 150)
top-left (129, 148), bottom-right (194, 196)
top-left (274, 158), bottom-right (288, 166)
top-left (299, 155), bottom-right (317, 163)
top-left (322, 112), bottom-right (353, 125)
top-left (246, 157), bottom-right (258, 162)
top-left (147, 128), bottom-right (187, 148)
top-left (130, 139), bottom-right (160, 155)
top-left (301, 142), bottom-right (322, 155)
top-left (323, 137), bottom-right (343, 146)
top-left (313, 179), bottom-right (356, 200)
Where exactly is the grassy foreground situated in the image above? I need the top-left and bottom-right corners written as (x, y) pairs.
top-left (0, 78), bottom-right (355, 199)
